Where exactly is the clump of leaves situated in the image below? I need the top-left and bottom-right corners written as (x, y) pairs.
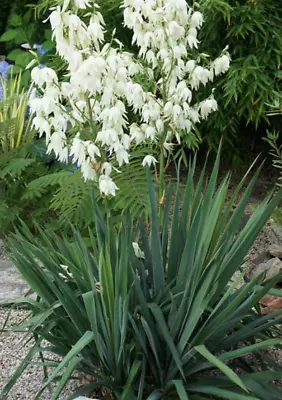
top-left (2, 153), bottom-right (282, 399)
top-left (0, 74), bottom-right (59, 232)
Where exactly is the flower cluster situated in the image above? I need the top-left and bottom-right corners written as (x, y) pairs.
top-left (30, 0), bottom-right (230, 196)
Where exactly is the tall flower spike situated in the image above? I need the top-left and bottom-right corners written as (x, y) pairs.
top-left (30, 0), bottom-right (230, 196)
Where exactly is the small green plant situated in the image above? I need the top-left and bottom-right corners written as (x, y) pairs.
top-left (0, 74), bottom-right (34, 153)
top-left (2, 154), bottom-right (282, 399)
top-left (264, 131), bottom-right (282, 187)
top-left (0, 74), bottom-right (58, 232)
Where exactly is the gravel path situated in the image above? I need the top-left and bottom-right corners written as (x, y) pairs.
top-left (0, 237), bottom-right (84, 399)
top-left (0, 305), bottom-right (84, 399)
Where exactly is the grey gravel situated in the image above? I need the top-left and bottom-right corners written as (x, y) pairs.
top-left (0, 239), bottom-right (84, 399)
top-left (0, 307), bottom-right (83, 399)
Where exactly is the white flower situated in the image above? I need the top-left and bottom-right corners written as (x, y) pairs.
top-left (74, 0), bottom-right (91, 9)
top-left (156, 119), bottom-right (164, 133)
top-left (101, 162), bottom-right (112, 176)
top-left (32, 116), bottom-right (50, 137)
top-left (185, 60), bottom-right (195, 73)
top-left (70, 134), bottom-right (86, 166)
top-left (187, 28), bottom-right (199, 49)
top-left (48, 8), bottom-right (62, 30)
top-left (31, 67), bottom-right (58, 88)
top-left (88, 17), bottom-right (105, 49)
top-left (87, 143), bottom-right (101, 160)
top-left (190, 12), bottom-right (204, 29)
top-left (74, 397), bottom-right (96, 400)
top-left (175, 81), bottom-right (192, 103)
top-left (99, 174), bottom-right (118, 196)
top-left (30, 97), bottom-right (57, 116)
top-left (132, 242), bottom-right (145, 259)
top-left (190, 66), bottom-right (212, 90)
top-left (199, 98), bottom-right (218, 119)
top-left (47, 131), bottom-right (67, 161)
top-left (115, 143), bottom-right (129, 166)
top-left (213, 54), bottom-right (230, 76)
top-left (81, 158), bottom-right (97, 181)
top-left (142, 155), bottom-right (158, 167)
top-left (167, 21), bottom-right (185, 41)
top-left (145, 125), bottom-right (155, 140)
top-left (130, 124), bottom-right (145, 144)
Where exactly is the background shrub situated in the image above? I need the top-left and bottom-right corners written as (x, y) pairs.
top-left (192, 0), bottom-right (282, 156)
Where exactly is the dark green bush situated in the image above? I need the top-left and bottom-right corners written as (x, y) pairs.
top-left (193, 0), bottom-right (282, 154)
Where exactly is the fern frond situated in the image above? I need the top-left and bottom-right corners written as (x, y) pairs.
top-left (23, 171), bottom-right (74, 200)
top-left (0, 158), bottom-right (35, 178)
top-left (0, 201), bottom-right (20, 230)
top-left (112, 150), bottom-right (155, 220)
top-left (50, 172), bottom-right (100, 227)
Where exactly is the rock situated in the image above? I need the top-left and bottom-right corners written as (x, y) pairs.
top-left (75, 397), bottom-right (99, 400)
top-left (260, 294), bottom-right (282, 314)
top-left (268, 244), bottom-right (282, 259)
top-left (0, 259), bottom-right (31, 303)
top-left (270, 222), bottom-right (282, 241)
top-left (251, 250), bottom-right (272, 266)
top-left (249, 257), bottom-right (282, 281)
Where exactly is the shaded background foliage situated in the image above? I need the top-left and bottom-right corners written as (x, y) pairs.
top-left (194, 0), bottom-right (282, 158)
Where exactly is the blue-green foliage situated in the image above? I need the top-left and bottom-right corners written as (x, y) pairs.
top-left (3, 157), bottom-right (282, 399)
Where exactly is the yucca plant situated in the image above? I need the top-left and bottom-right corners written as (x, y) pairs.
top-left (2, 154), bottom-right (282, 399)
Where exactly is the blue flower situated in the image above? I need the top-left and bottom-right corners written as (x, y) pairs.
top-left (37, 44), bottom-right (49, 56)
top-left (0, 61), bottom-right (12, 102)
top-left (0, 61), bottom-right (12, 81)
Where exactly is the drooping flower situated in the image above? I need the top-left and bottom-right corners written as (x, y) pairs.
top-left (142, 155), bottom-right (158, 167)
top-left (99, 174), bottom-right (118, 196)
top-left (213, 54), bottom-right (231, 76)
top-left (199, 97), bottom-right (218, 119)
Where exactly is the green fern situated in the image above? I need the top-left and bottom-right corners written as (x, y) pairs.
top-left (24, 170), bottom-right (100, 228)
top-left (23, 149), bottom-right (156, 228)
top-left (23, 170), bottom-right (75, 200)
top-left (0, 158), bottom-right (35, 178)
top-left (50, 172), bottom-right (100, 227)
top-left (112, 153), bottom-right (151, 219)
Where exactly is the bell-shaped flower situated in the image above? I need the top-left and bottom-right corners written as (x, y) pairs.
top-left (99, 174), bottom-right (118, 196)
top-left (142, 155), bottom-right (158, 167)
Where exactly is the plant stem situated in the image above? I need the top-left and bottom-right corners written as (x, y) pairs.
top-left (159, 146), bottom-right (165, 223)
